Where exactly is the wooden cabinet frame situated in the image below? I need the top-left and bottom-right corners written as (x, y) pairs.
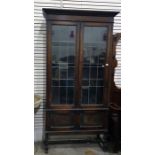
top-left (43, 9), bottom-right (119, 153)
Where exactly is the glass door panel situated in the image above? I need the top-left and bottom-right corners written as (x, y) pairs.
top-left (51, 25), bottom-right (76, 104)
top-left (81, 26), bottom-right (108, 104)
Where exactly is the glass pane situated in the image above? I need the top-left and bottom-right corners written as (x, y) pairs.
top-left (81, 26), bottom-right (107, 104)
top-left (82, 80), bottom-right (89, 86)
top-left (67, 80), bottom-right (74, 86)
top-left (51, 25), bottom-right (76, 104)
top-left (68, 66), bottom-right (74, 79)
top-left (81, 87), bottom-right (88, 104)
top-left (98, 66), bottom-right (104, 79)
top-left (60, 87), bottom-right (67, 103)
top-left (96, 87), bottom-right (104, 104)
top-left (52, 87), bottom-right (60, 104)
top-left (83, 66), bottom-right (89, 79)
top-left (60, 80), bottom-right (67, 87)
top-left (67, 87), bottom-right (74, 104)
top-left (60, 67), bottom-right (67, 79)
top-left (90, 80), bottom-right (96, 87)
top-left (90, 66), bottom-right (97, 79)
top-left (89, 87), bottom-right (96, 103)
top-left (52, 66), bottom-right (59, 79)
top-left (52, 80), bottom-right (59, 86)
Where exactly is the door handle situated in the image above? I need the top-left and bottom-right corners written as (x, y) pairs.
top-left (102, 63), bottom-right (109, 68)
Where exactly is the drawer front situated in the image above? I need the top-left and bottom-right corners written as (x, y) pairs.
top-left (80, 110), bottom-right (108, 129)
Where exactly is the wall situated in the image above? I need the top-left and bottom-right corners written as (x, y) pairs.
top-left (34, 0), bottom-right (121, 141)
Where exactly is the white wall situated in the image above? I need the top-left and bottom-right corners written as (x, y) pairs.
top-left (34, 0), bottom-right (121, 141)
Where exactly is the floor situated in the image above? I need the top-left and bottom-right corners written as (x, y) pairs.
top-left (34, 143), bottom-right (121, 155)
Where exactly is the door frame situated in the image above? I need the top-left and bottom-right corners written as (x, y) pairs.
top-left (46, 21), bottom-right (80, 109)
top-left (78, 22), bottom-right (113, 108)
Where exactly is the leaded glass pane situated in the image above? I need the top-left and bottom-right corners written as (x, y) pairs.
top-left (81, 26), bottom-right (107, 104)
top-left (51, 25), bottom-right (76, 104)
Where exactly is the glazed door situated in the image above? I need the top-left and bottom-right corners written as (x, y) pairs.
top-left (49, 22), bottom-right (79, 106)
top-left (79, 23), bottom-right (110, 107)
